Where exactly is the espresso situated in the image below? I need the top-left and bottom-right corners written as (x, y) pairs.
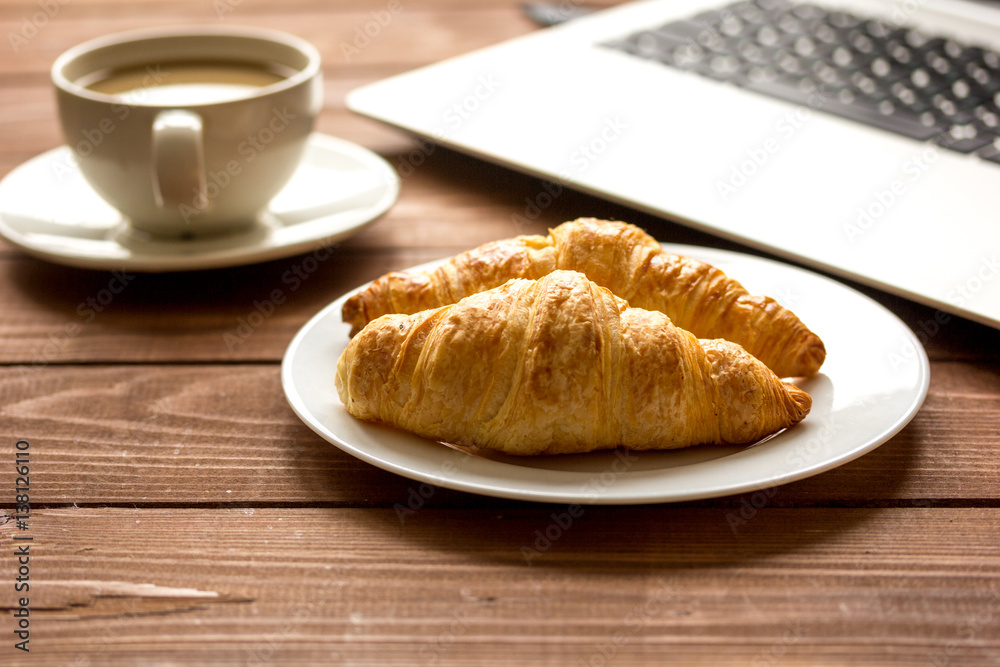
top-left (83, 61), bottom-right (289, 105)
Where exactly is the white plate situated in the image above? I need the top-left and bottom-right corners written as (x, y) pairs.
top-left (282, 245), bottom-right (930, 504)
top-left (0, 133), bottom-right (399, 272)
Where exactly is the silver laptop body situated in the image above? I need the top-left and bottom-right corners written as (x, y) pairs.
top-left (348, 0), bottom-right (1000, 330)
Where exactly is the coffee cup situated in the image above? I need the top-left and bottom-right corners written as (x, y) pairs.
top-left (52, 25), bottom-right (322, 238)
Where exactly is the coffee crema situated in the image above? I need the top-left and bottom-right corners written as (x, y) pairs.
top-left (82, 60), bottom-right (290, 105)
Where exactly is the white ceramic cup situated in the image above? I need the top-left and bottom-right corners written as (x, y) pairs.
top-left (52, 25), bottom-right (322, 238)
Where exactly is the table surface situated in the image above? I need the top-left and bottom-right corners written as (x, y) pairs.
top-left (1, 1), bottom-right (999, 665)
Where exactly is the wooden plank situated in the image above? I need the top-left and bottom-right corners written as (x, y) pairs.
top-left (0, 0), bottom-right (580, 14)
top-left (3, 241), bottom-right (998, 365)
top-left (1, 362), bottom-right (998, 505)
top-left (0, 507), bottom-right (998, 665)
top-left (0, 5), bottom-right (543, 75)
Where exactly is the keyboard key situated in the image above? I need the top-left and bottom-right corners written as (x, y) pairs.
top-left (792, 3), bottom-right (827, 21)
top-left (672, 43), bottom-right (707, 67)
top-left (849, 31), bottom-right (877, 55)
top-left (756, 25), bottom-right (781, 46)
top-left (863, 20), bottom-right (896, 40)
top-left (851, 72), bottom-right (880, 95)
top-left (974, 118), bottom-right (1000, 138)
top-left (613, 30), bottom-right (691, 61)
top-left (943, 39), bottom-right (967, 60)
top-left (827, 10), bottom-right (861, 30)
top-left (831, 46), bottom-right (857, 68)
top-left (656, 20), bottom-right (712, 42)
top-left (887, 41), bottom-right (914, 65)
top-left (708, 54), bottom-right (744, 77)
top-left (756, 0), bottom-right (794, 11)
top-left (777, 13), bottom-right (805, 35)
top-left (693, 9), bottom-right (728, 24)
top-left (910, 68), bottom-right (948, 94)
top-left (743, 64), bottom-right (781, 84)
top-left (938, 124), bottom-right (996, 153)
top-left (734, 4), bottom-right (767, 25)
top-left (812, 22), bottom-right (839, 45)
top-left (718, 14), bottom-right (746, 37)
top-left (980, 49), bottom-right (1000, 71)
top-left (813, 62), bottom-right (847, 86)
top-left (792, 35), bottom-right (816, 56)
top-left (906, 32), bottom-right (943, 50)
top-left (975, 104), bottom-right (1000, 127)
top-left (977, 141), bottom-right (1000, 164)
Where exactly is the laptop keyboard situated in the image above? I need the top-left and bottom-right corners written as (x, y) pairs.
top-left (602, 0), bottom-right (1000, 164)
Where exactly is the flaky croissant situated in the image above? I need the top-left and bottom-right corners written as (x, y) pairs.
top-left (336, 271), bottom-right (811, 455)
top-left (342, 218), bottom-right (825, 378)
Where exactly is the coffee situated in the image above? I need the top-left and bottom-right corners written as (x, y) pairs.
top-left (82, 61), bottom-right (289, 105)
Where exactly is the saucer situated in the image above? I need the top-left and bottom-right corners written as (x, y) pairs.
top-left (0, 133), bottom-right (400, 272)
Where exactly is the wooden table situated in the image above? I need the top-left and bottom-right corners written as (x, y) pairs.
top-left (2, 1), bottom-right (999, 664)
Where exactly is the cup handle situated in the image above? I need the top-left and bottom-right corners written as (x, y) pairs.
top-left (151, 110), bottom-right (206, 213)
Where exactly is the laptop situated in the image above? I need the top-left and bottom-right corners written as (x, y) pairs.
top-left (346, 0), bottom-right (1000, 331)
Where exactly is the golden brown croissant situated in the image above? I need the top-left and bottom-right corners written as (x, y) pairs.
top-left (336, 271), bottom-right (811, 455)
top-left (342, 218), bottom-right (825, 378)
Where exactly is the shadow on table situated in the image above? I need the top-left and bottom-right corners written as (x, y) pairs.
top-left (331, 419), bottom-right (920, 573)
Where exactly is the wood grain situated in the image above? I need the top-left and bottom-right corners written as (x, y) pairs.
top-left (1, 0), bottom-right (999, 665)
top-left (1, 507), bottom-right (999, 666)
top-left (0, 5), bottom-right (544, 77)
top-left (2, 246), bottom-right (998, 365)
top-left (1, 145), bottom-right (999, 364)
top-left (1, 361), bottom-right (998, 505)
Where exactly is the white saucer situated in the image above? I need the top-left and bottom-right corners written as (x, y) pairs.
top-left (0, 133), bottom-right (399, 272)
top-left (282, 245), bottom-right (930, 504)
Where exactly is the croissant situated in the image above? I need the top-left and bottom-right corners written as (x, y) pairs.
top-left (342, 218), bottom-right (825, 378)
top-left (336, 271), bottom-right (811, 455)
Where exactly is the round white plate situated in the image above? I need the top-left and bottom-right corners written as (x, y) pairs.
top-left (0, 133), bottom-right (399, 272)
top-left (282, 245), bottom-right (930, 504)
